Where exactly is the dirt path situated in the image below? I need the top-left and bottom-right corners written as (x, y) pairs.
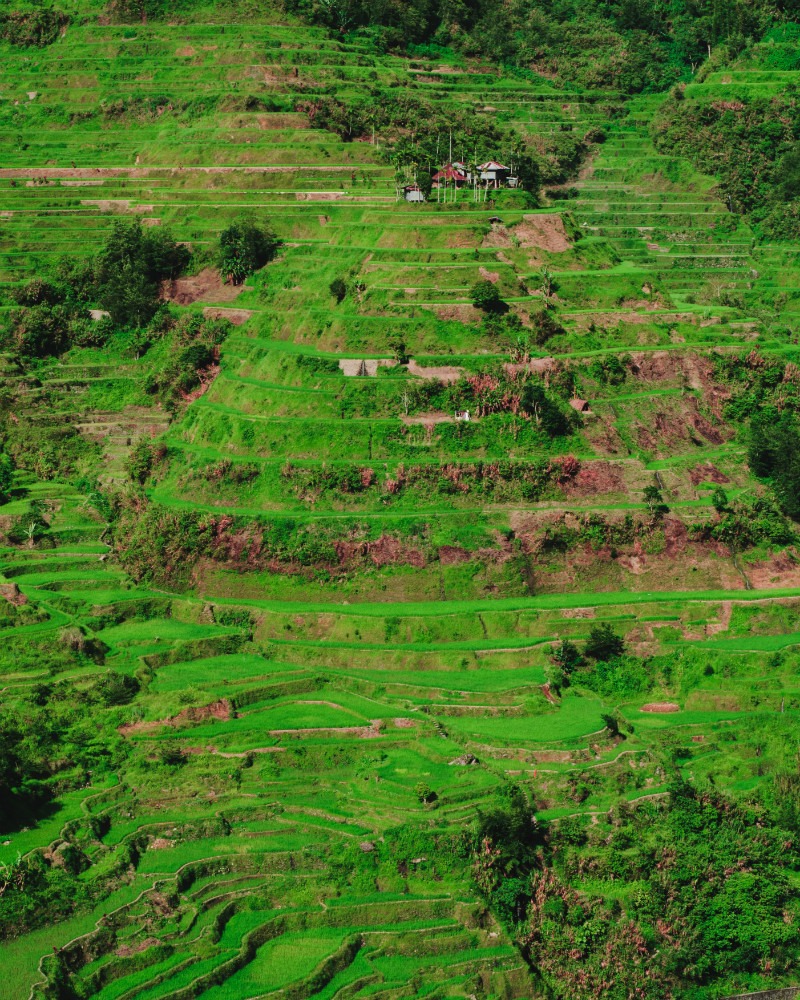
top-left (2, 165), bottom-right (388, 179)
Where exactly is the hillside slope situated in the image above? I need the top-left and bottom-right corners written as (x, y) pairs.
top-left (3, 5), bottom-right (800, 1000)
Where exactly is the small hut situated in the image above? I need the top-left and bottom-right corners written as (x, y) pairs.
top-left (569, 397), bottom-right (591, 413)
top-left (432, 164), bottom-right (467, 188)
top-left (478, 160), bottom-right (509, 188)
top-left (403, 184), bottom-right (426, 203)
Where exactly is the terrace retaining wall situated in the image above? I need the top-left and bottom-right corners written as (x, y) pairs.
top-left (724, 990), bottom-right (800, 1000)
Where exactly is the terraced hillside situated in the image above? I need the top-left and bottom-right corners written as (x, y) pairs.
top-left (5, 4), bottom-right (800, 1000)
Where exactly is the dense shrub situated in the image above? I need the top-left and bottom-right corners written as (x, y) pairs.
top-left (653, 88), bottom-right (800, 238)
top-left (747, 409), bottom-right (800, 520)
top-left (217, 218), bottom-right (278, 284)
top-left (0, 10), bottom-right (68, 47)
top-left (584, 623), bottom-right (625, 661)
top-left (517, 781), bottom-right (800, 999)
top-left (471, 279), bottom-right (503, 312)
top-left (96, 219), bottom-right (190, 326)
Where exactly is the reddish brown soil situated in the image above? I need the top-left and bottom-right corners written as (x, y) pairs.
top-left (664, 518), bottom-right (689, 557)
top-left (161, 268), bottom-right (244, 305)
top-left (513, 214), bottom-right (571, 252)
top-left (334, 535), bottom-right (426, 569)
top-left (689, 463), bottom-right (730, 486)
top-left (202, 306), bottom-right (253, 325)
top-left (562, 461), bottom-right (624, 497)
top-left (636, 397), bottom-right (727, 455)
top-left (116, 937), bottom-right (160, 958)
top-left (400, 412), bottom-right (455, 426)
top-left (438, 545), bottom-right (471, 565)
top-left (118, 698), bottom-right (231, 736)
top-left (627, 351), bottom-right (730, 418)
top-left (748, 550), bottom-right (800, 589)
top-left (481, 225), bottom-right (513, 249)
top-left (449, 230), bottom-right (479, 249)
top-left (0, 582), bottom-right (27, 605)
top-left (640, 702), bottom-right (680, 713)
top-left (407, 359), bottom-right (463, 383)
top-left (434, 304), bottom-right (482, 323)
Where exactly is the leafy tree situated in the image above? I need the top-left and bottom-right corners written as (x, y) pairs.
top-left (0, 452), bottom-right (13, 503)
top-left (95, 220), bottom-right (189, 327)
top-left (125, 440), bottom-right (156, 484)
top-left (94, 672), bottom-right (140, 707)
top-left (415, 781), bottom-right (437, 803)
top-left (159, 742), bottom-right (186, 767)
top-left (553, 639), bottom-right (582, 673)
top-left (388, 335), bottom-right (409, 364)
top-left (471, 280), bottom-right (503, 312)
top-left (10, 279), bottom-right (62, 307)
top-left (584, 623), bottom-right (625, 661)
top-left (712, 486), bottom-right (730, 514)
top-left (8, 304), bottom-right (71, 358)
top-left (329, 277), bottom-right (347, 302)
top-left (748, 409), bottom-right (800, 519)
top-left (217, 218), bottom-right (278, 284)
top-left (531, 308), bottom-right (565, 345)
top-left (0, 10), bottom-right (68, 47)
top-left (643, 484), bottom-right (669, 519)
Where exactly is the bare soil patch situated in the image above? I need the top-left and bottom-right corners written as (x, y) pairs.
top-left (0, 582), bottom-right (27, 605)
top-left (407, 359), bottom-right (463, 383)
top-left (438, 545), bottom-right (471, 565)
top-left (116, 937), bottom-right (160, 958)
top-left (481, 225), bottom-right (513, 249)
top-left (161, 268), bottom-right (243, 305)
top-left (447, 231), bottom-right (478, 249)
top-left (118, 698), bottom-right (231, 737)
top-left (296, 192), bottom-right (344, 201)
top-left (705, 600), bottom-right (733, 637)
top-left (479, 266), bottom-right (500, 283)
top-left (335, 535), bottom-right (426, 569)
top-left (203, 306), bottom-right (253, 325)
top-left (640, 702), bottom-right (680, 713)
top-left (636, 398), bottom-right (728, 455)
top-left (401, 412), bottom-right (455, 426)
top-left (339, 358), bottom-right (397, 377)
top-left (513, 214), bottom-right (571, 252)
top-left (689, 463), bottom-right (730, 486)
top-left (748, 550), bottom-right (800, 589)
top-left (562, 461), bottom-right (624, 497)
top-left (434, 304), bottom-right (482, 323)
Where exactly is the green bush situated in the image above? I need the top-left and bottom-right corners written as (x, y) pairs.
top-left (471, 280), bottom-right (503, 312)
top-left (217, 218), bottom-right (278, 285)
top-left (584, 623), bottom-right (625, 661)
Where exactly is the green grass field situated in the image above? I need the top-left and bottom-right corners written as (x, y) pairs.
top-left (3, 3), bottom-right (800, 999)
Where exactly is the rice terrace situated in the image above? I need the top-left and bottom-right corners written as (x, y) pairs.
top-left (9, 1), bottom-right (800, 998)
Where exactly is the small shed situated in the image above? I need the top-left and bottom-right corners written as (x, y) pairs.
top-left (455, 409), bottom-right (471, 422)
top-left (478, 160), bottom-right (510, 187)
top-left (432, 164), bottom-right (467, 188)
top-left (403, 184), bottom-right (425, 203)
top-left (569, 397), bottom-right (591, 413)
